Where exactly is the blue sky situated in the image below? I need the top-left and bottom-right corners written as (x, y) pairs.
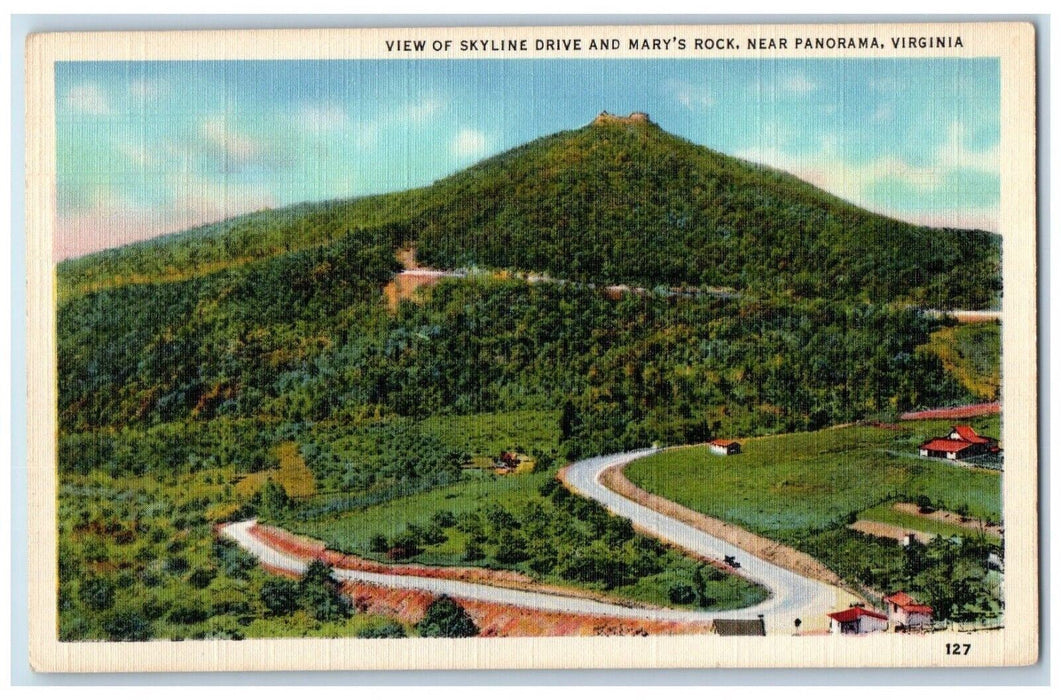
top-left (55, 58), bottom-right (999, 258)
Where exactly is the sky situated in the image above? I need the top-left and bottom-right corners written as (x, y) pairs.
top-left (55, 58), bottom-right (1000, 259)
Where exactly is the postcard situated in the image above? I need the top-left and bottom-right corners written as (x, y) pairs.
top-left (24, 21), bottom-right (1037, 671)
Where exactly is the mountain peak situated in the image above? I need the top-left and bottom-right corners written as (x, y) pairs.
top-left (591, 111), bottom-right (654, 127)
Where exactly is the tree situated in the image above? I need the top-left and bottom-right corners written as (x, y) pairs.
top-left (462, 541), bottom-right (485, 562)
top-left (299, 560), bottom-right (350, 622)
top-left (668, 583), bottom-right (698, 605)
top-left (260, 577), bottom-right (300, 616)
top-left (416, 595), bottom-right (479, 638)
top-left (495, 535), bottom-right (529, 564)
top-left (388, 529), bottom-right (422, 560)
top-left (79, 577), bottom-right (115, 611)
top-left (369, 533), bottom-right (389, 553)
top-left (102, 608), bottom-right (153, 641)
top-left (258, 479), bottom-right (291, 520)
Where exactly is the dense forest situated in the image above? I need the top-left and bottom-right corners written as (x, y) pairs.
top-left (59, 115), bottom-right (1000, 309)
top-left (58, 232), bottom-right (971, 460)
top-left (56, 114), bottom-right (999, 639)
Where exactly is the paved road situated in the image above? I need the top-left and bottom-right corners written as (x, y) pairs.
top-left (223, 519), bottom-right (715, 622)
top-left (222, 448), bottom-right (844, 632)
top-left (562, 449), bottom-right (844, 631)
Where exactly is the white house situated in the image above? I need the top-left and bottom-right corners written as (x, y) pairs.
top-left (884, 592), bottom-right (934, 631)
top-left (826, 605), bottom-right (889, 635)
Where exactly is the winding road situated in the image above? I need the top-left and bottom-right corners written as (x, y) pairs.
top-left (222, 448), bottom-right (845, 632)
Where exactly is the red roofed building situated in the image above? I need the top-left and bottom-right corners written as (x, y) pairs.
top-left (919, 425), bottom-right (998, 460)
top-left (826, 605), bottom-right (889, 635)
top-left (709, 439), bottom-right (741, 456)
top-left (884, 592), bottom-right (934, 630)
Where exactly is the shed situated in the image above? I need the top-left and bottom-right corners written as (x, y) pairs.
top-left (711, 617), bottom-right (766, 636)
top-left (709, 439), bottom-right (741, 456)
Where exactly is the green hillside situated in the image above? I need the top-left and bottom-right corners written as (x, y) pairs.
top-left (59, 113), bottom-right (1000, 309)
top-left (54, 114), bottom-right (1001, 640)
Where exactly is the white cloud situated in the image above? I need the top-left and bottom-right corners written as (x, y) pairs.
top-left (56, 174), bottom-right (277, 260)
top-left (64, 83), bottom-right (110, 115)
top-left (200, 115), bottom-right (262, 162)
top-left (666, 79), bottom-right (714, 110)
top-left (352, 121), bottom-right (379, 150)
top-left (937, 121), bottom-right (998, 173)
top-left (871, 103), bottom-right (895, 123)
top-left (293, 97), bottom-right (443, 149)
top-left (129, 79), bottom-right (166, 100)
top-left (398, 97), bottom-right (443, 124)
top-left (298, 103), bottom-right (350, 134)
top-left (736, 139), bottom-right (998, 232)
top-left (739, 144), bottom-right (938, 199)
top-left (116, 140), bottom-right (157, 168)
top-left (782, 73), bottom-right (817, 95)
top-left (452, 128), bottom-right (489, 159)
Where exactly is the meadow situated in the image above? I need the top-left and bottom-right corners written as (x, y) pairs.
top-left (856, 502), bottom-right (1001, 546)
top-left (625, 416), bottom-right (1002, 537)
top-left (624, 416), bottom-right (1004, 619)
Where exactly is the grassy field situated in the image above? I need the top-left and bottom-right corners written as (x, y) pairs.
top-left (419, 409), bottom-right (560, 460)
top-left (856, 503), bottom-right (1001, 546)
top-left (624, 418), bottom-right (1004, 619)
top-left (921, 321), bottom-right (1001, 401)
top-left (625, 418), bottom-right (1002, 539)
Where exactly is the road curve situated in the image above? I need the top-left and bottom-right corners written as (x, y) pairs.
top-left (561, 448), bottom-right (844, 631)
top-left (221, 448), bottom-right (844, 632)
top-left (223, 519), bottom-right (716, 622)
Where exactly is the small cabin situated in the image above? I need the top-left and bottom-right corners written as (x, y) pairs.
top-left (884, 592), bottom-right (934, 631)
top-left (709, 439), bottom-right (741, 456)
top-left (827, 604), bottom-right (888, 635)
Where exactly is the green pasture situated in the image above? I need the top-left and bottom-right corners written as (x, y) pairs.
top-left (625, 419), bottom-right (1002, 540)
top-left (856, 502), bottom-right (1001, 546)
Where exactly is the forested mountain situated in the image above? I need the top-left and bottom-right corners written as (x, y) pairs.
top-left (59, 112), bottom-right (999, 309)
top-left (57, 111), bottom-right (994, 458)
top-left (55, 114), bottom-right (999, 641)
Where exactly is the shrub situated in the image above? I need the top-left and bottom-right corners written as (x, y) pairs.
top-left (79, 577), bottom-right (115, 611)
top-left (420, 523), bottom-right (448, 546)
top-left (165, 555), bottom-right (189, 573)
top-left (188, 567), bottom-right (217, 589)
top-left (387, 529), bottom-right (422, 560)
top-left (167, 602), bottom-right (210, 625)
top-left (416, 595), bottom-right (478, 638)
top-left (368, 533), bottom-right (389, 553)
top-left (495, 535), bottom-right (529, 564)
top-left (102, 608), bottom-right (153, 641)
top-left (432, 510), bottom-right (457, 528)
top-left (668, 583), bottom-right (698, 605)
top-left (260, 577), bottom-right (300, 616)
top-left (213, 538), bottom-right (259, 579)
top-left (462, 542), bottom-right (484, 562)
top-left (357, 620), bottom-right (407, 638)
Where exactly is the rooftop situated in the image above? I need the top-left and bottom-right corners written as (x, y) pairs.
top-left (712, 618), bottom-right (766, 636)
top-left (827, 606), bottom-right (888, 623)
top-left (920, 438), bottom-right (978, 453)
